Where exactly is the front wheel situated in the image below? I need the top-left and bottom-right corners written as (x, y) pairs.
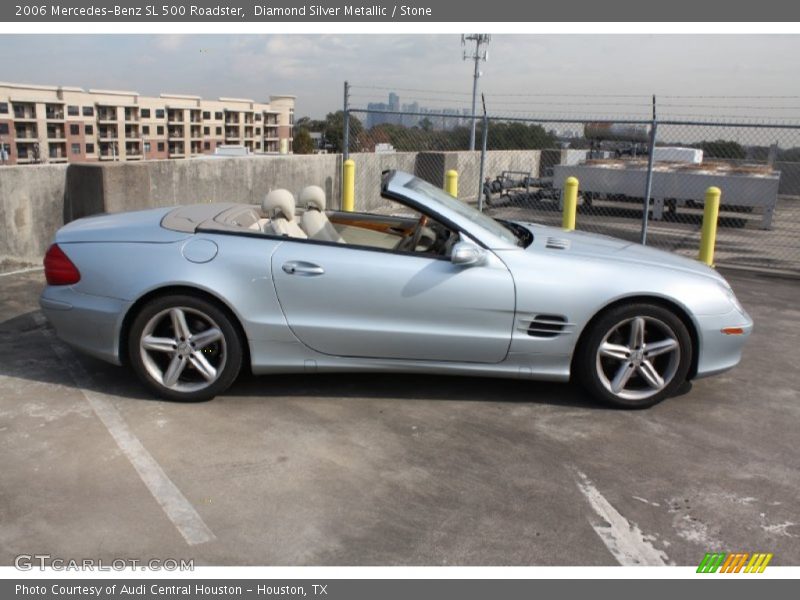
top-left (574, 303), bottom-right (692, 409)
top-left (127, 294), bottom-right (243, 401)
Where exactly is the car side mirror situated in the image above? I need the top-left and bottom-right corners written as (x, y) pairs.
top-left (451, 242), bottom-right (486, 267)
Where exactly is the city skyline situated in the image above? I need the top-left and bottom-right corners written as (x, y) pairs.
top-left (0, 35), bottom-right (799, 121)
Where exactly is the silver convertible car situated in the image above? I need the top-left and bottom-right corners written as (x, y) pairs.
top-left (40, 170), bottom-right (752, 408)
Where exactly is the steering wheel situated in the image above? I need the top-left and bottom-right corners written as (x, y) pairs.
top-left (408, 215), bottom-right (429, 250)
top-left (394, 214), bottom-right (431, 252)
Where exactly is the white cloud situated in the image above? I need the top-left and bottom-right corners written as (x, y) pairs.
top-left (0, 34), bottom-right (798, 119)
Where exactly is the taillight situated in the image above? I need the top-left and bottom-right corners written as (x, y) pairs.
top-left (43, 244), bottom-right (81, 285)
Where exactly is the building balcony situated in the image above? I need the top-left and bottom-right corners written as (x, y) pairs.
top-left (97, 113), bottom-right (118, 123)
top-left (48, 148), bottom-right (68, 162)
top-left (15, 135), bottom-right (39, 142)
top-left (46, 111), bottom-right (65, 120)
top-left (48, 144), bottom-right (67, 160)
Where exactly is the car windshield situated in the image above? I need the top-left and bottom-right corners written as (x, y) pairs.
top-left (402, 177), bottom-right (525, 246)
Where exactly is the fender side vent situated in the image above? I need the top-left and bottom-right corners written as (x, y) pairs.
top-left (545, 237), bottom-right (570, 250)
top-left (527, 314), bottom-right (567, 338)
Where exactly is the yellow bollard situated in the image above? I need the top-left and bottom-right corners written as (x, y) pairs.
top-left (698, 186), bottom-right (721, 266)
top-left (342, 159), bottom-right (355, 212)
top-left (562, 176), bottom-right (579, 231)
top-left (445, 169), bottom-right (458, 198)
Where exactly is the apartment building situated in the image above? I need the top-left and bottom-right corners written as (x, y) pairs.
top-left (0, 82), bottom-right (295, 165)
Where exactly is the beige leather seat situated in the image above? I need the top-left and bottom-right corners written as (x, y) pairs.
top-left (300, 186), bottom-right (346, 244)
top-left (262, 189), bottom-right (307, 239)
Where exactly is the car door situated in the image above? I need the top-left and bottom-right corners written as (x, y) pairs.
top-left (270, 241), bottom-right (515, 363)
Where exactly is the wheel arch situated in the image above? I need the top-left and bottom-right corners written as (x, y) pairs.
top-left (571, 294), bottom-right (700, 381)
top-left (118, 285), bottom-right (251, 372)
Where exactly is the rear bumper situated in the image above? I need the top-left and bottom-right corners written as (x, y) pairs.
top-left (40, 286), bottom-right (129, 365)
top-left (694, 306), bottom-right (754, 379)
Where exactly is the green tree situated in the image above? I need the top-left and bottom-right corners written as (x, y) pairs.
top-left (698, 140), bottom-right (746, 159)
top-left (778, 147), bottom-right (800, 162)
top-left (323, 111), bottom-right (363, 153)
top-left (295, 116), bottom-right (326, 132)
top-left (293, 128), bottom-right (315, 154)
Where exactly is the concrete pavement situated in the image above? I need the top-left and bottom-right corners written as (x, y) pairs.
top-left (0, 268), bottom-right (798, 566)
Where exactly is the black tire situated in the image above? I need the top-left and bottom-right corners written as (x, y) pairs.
top-left (574, 302), bottom-right (693, 409)
top-left (127, 294), bottom-right (243, 401)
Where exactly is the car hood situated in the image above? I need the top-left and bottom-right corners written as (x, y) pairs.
top-left (518, 221), bottom-right (724, 282)
top-left (56, 207), bottom-right (191, 244)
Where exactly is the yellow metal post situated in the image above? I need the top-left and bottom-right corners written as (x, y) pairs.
top-left (343, 159), bottom-right (355, 212)
top-left (562, 176), bottom-right (579, 231)
top-left (445, 169), bottom-right (458, 198)
top-left (698, 186), bottom-right (721, 266)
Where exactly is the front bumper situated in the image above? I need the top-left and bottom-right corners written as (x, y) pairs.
top-left (694, 306), bottom-right (754, 379)
top-left (40, 286), bottom-right (130, 365)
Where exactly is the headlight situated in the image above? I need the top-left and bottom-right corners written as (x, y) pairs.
top-left (717, 280), bottom-right (744, 314)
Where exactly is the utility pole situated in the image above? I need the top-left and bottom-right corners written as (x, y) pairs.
top-left (462, 34), bottom-right (490, 151)
top-left (342, 80), bottom-right (350, 160)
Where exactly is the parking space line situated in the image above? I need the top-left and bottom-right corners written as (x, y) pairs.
top-left (0, 266), bottom-right (43, 277)
top-left (32, 313), bottom-right (216, 547)
top-left (573, 468), bottom-right (669, 566)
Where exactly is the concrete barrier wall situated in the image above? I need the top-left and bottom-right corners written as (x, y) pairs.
top-left (346, 150), bottom-right (542, 207)
top-left (3, 149), bottom-right (796, 269)
top-left (349, 152), bottom-right (418, 212)
top-left (1, 149), bottom-right (567, 267)
top-left (1, 164), bottom-right (68, 267)
top-left (65, 154), bottom-right (344, 221)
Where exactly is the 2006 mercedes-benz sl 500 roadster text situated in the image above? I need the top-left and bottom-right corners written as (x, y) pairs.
top-left (40, 170), bottom-right (752, 408)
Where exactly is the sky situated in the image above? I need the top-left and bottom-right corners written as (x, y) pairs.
top-left (0, 34), bottom-right (799, 120)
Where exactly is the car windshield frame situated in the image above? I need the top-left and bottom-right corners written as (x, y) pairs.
top-left (391, 174), bottom-right (527, 248)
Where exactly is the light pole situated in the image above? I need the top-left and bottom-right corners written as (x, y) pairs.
top-left (462, 34), bottom-right (490, 151)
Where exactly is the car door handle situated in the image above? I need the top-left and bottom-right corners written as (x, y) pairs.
top-left (282, 261), bottom-right (325, 276)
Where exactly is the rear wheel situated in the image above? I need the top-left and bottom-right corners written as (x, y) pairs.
top-left (575, 303), bottom-right (692, 409)
top-left (127, 294), bottom-right (243, 401)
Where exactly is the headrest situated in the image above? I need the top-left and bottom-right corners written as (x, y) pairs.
top-left (262, 189), bottom-right (296, 221)
top-left (299, 185), bottom-right (326, 211)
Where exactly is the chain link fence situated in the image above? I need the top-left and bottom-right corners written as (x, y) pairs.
top-left (342, 100), bottom-right (800, 274)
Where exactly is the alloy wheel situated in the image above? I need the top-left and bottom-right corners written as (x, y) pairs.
top-left (595, 315), bottom-right (681, 402)
top-left (139, 306), bottom-right (227, 393)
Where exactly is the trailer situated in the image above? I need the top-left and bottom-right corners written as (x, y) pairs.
top-left (553, 160), bottom-right (780, 229)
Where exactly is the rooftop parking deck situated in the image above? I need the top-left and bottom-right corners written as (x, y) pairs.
top-left (0, 268), bottom-right (798, 565)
